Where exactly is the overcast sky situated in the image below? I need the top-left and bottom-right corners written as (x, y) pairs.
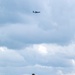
top-left (0, 0), bottom-right (75, 75)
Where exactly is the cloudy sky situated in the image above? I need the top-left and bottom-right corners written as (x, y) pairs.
top-left (0, 0), bottom-right (75, 75)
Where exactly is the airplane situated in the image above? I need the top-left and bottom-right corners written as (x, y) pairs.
top-left (33, 11), bottom-right (40, 13)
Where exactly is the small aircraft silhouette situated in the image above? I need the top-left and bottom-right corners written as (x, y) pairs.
top-left (33, 11), bottom-right (40, 13)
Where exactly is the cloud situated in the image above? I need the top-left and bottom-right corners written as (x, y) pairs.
top-left (0, 22), bottom-right (74, 49)
top-left (0, 43), bottom-right (75, 75)
top-left (0, 0), bottom-right (75, 75)
top-left (0, 64), bottom-right (75, 75)
top-left (18, 43), bottom-right (75, 67)
top-left (0, 0), bottom-right (75, 48)
top-left (0, 47), bottom-right (27, 67)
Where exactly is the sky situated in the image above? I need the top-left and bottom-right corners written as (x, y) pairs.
top-left (0, 0), bottom-right (75, 75)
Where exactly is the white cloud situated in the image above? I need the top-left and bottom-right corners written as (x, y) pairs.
top-left (0, 42), bottom-right (75, 75)
top-left (17, 43), bottom-right (75, 67)
top-left (2, 43), bottom-right (74, 68)
top-left (0, 47), bottom-right (27, 67)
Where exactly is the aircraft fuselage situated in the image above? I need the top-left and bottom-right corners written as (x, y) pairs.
top-left (33, 11), bottom-right (40, 13)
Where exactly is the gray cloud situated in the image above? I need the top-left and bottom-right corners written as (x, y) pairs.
top-left (0, 0), bottom-right (75, 48)
top-left (0, 0), bottom-right (75, 75)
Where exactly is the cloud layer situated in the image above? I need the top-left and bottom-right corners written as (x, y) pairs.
top-left (0, 0), bottom-right (75, 48)
top-left (0, 43), bottom-right (75, 75)
top-left (0, 0), bottom-right (75, 75)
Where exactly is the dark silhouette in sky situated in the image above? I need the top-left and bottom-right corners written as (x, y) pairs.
top-left (32, 73), bottom-right (35, 75)
top-left (33, 11), bottom-right (40, 13)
